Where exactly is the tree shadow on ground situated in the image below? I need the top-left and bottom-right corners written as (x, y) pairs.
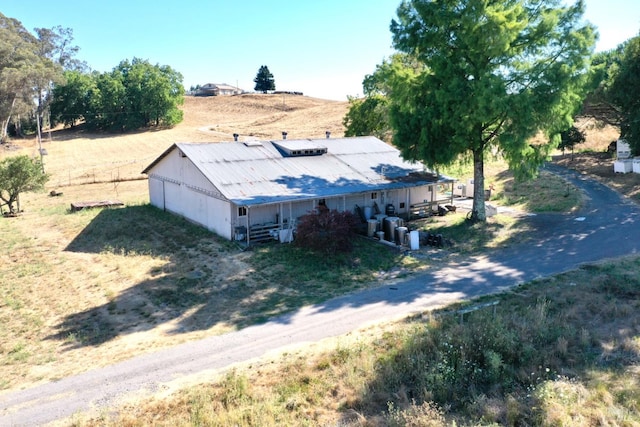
top-left (49, 203), bottom-right (530, 350)
top-left (51, 205), bottom-right (434, 349)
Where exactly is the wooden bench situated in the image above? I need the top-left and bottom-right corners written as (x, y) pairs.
top-left (248, 222), bottom-right (280, 243)
top-left (409, 201), bottom-right (436, 219)
top-left (70, 200), bottom-right (124, 212)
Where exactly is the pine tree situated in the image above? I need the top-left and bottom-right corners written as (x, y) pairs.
top-left (253, 65), bottom-right (275, 93)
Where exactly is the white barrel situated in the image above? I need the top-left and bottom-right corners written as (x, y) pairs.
top-left (410, 230), bottom-right (420, 250)
top-left (396, 226), bottom-right (408, 245)
top-left (367, 219), bottom-right (378, 237)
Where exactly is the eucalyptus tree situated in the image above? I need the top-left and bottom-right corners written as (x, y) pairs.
top-left (32, 26), bottom-right (83, 131)
top-left (0, 13), bottom-right (39, 142)
top-left (0, 14), bottom-right (80, 142)
top-left (386, 0), bottom-right (596, 220)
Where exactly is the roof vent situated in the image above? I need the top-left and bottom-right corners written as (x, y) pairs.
top-left (233, 133), bottom-right (239, 141)
top-left (325, 131), bottom-right (331, 139)
top-left (282, 131), bottom-right (288, 140)
top-left (274, 140), bottom-right (327, 157)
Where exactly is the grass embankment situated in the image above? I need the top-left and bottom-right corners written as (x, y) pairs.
top-left (76, 256), bottom-right (640, 426)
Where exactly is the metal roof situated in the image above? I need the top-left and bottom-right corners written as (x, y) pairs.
top-left (143, 136), bottom-right (454, 206)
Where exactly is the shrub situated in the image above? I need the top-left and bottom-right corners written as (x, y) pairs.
top-left (294, 209), bottom-right (360, 254)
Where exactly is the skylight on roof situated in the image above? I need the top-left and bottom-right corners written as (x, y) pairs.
top-left (243, 141), bottom-right (263, 147)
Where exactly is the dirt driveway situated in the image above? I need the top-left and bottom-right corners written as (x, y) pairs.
top-left (2, 163), bottom-right (640, 426)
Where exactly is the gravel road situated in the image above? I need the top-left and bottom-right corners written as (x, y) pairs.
top-left (2, 164), bottom-right (639, 426)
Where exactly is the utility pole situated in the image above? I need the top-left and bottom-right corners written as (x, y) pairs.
top-left (36, 112), bottom-right (45, 173)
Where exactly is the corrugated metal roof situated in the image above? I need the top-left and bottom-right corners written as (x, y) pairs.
top-left (145, 136), bottom-right (453, 206)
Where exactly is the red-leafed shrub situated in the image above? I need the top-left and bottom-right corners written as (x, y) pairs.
top-left (294, 209), bottom-right (360, 254)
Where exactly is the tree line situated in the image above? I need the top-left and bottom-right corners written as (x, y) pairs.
top-left (0, 12), bottom-right (184, 140)
top-left (0, 12), bottom-right (184, 213)
top-left (51, 59), bottom-right (184, 132)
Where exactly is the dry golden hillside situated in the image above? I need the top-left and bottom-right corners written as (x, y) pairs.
top-left (1, 94), bottom-right (349, 188)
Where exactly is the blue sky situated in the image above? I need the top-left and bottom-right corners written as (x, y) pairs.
top-left (3, 0), bottom-right (639, 101)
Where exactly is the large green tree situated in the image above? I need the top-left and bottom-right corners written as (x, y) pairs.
top-left (253, 65), bottom-right (275, 93)
top-left (50, 69), bottom-right (96, 128)
top-left (581, 45), bottom-right (626, 126)
top-left (0, 14), bottom-right (81, 142)
top-left (32, 26), bottom-right (82, 130)
top-left (0, 13), bottom-right (40, 142)
top-left (53, 58), bottom-right (184, 132)
top-left (0, 155), bottom-right (49, 214)
top-left (608, 34), bottom-right (640, 154)
top-left (386, 0), bottom-right (596, 220)
top-left (343, 95), bottom-right (390, 140)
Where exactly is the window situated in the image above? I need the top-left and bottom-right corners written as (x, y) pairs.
top-left (399, 202), bottom-right (405, 209)
top-left (238, 206), bottom-right (247, 217)
top-left (371, 192), bottom-right (377, 199)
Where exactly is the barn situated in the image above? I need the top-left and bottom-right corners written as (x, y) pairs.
top-left (142, 136), bottom-right (455, 244)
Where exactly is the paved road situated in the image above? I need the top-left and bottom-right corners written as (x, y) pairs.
top-left (2, 164), bottom-right (640, 426)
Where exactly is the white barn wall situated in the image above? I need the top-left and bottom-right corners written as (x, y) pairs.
top-left (287, 200), bottom-right (315, 222)
top-left (164, 181), bottom-right (183, 216)
top-left (249, 204), bottom-right (278, 225)
top-left (146, 149), bottom-right (235, 238)
top-left (344, 194), bottom-right (367, 216)
top-left (207, 197), bottom-right (233, 239)
top-left (183, 187), bottom-right (208, 228)
top-left (409, 186), bottom-right (433, 205)
top-left (148, 177), bottom-right (165, 209)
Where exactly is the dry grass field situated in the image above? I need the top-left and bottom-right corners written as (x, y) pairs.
top-left (0, 94), bottom-right (640, 425)
top-left (2, 93), bottom-right (639, 425)
top-left (1, 94), bottom-right (348, 188)
top-left (0, 94), bottom-right (349, 394)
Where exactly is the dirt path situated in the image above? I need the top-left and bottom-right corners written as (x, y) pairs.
top-left (2, 164), bottom-right (640, 426)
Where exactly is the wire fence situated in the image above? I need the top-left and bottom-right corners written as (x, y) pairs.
top-left (47, 158), bottom-right (150, 188)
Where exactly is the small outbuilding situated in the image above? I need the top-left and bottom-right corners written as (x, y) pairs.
top-left (142, 136), bottom-right (455, 244)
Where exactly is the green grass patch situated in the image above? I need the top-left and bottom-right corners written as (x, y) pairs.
top-left (414, 213), bottom-right (531, 253)
top-left (495, 170), bottom-right (582, 213)
top-left (441, 158), bottom-right (582, 214)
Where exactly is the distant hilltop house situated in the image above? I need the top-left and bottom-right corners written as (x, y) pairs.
top-left (142, 135), bottom-right (455, 244)
top-left (195, 83), bottom-right (242, 96)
